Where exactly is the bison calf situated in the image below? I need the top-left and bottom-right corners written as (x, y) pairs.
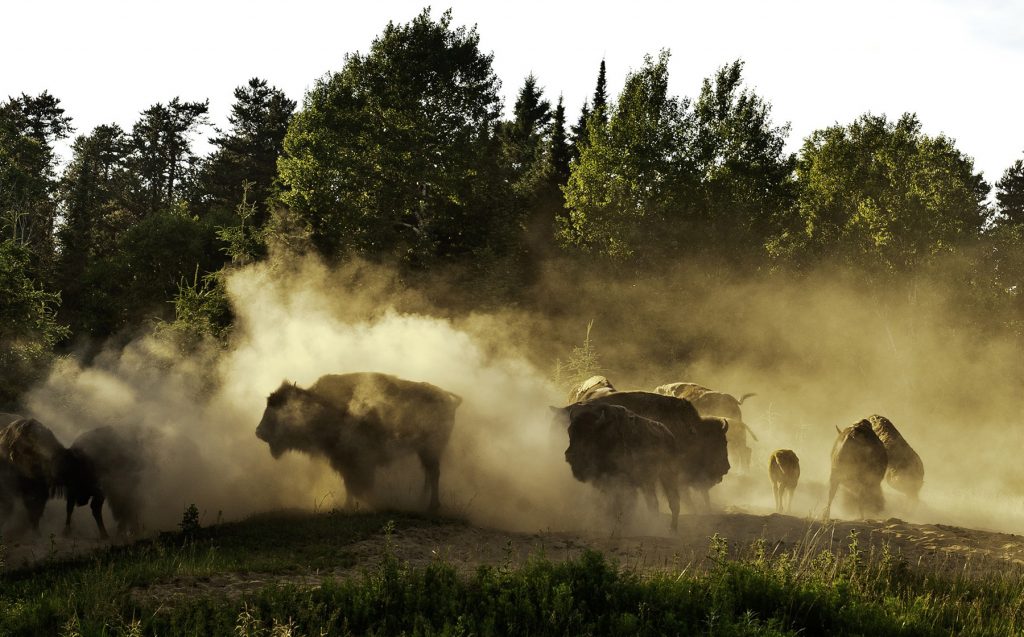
top-left (824, 420), bottom-right (888, 520)
top-left (768, 449), bottom-right (800, 513)
top-left (563, 403), bottom-right (681, 531)
top-left (256, 372), bottom-right (461, 512)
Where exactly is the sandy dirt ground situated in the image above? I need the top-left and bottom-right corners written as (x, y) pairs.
top-left (6, 469), bottom-right (1024, 605)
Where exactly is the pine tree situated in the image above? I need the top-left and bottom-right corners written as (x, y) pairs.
top-left (549, 96), bottom-right (571, 184)
top-left (592, 59), bottom-right (608, 123)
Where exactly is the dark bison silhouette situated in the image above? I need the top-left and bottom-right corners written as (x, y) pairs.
top-left (563, 402), bottom-right (681, 530)
top-left (655, 382), bottom-right (758, 471)
top-left (64, 425), bottom-right (157, 538)
top-left (867, 415), bottom-right (924, 501)
top-left (824, 419), bottom-right (888, 520)
top-left (768, 449), bottom-right (800, 513)
top-left (577, 391), bottom-right (730, 510)
top-left (0, 416), bottom-right (71, 533)
top-left (256, 372), bottom-right (462, 512)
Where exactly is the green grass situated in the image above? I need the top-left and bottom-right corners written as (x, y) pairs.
top-left (1, 511), bottom-right (1023, 636)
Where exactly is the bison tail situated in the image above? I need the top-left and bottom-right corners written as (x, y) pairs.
top-left (738, 392), bottom-right (757, 404)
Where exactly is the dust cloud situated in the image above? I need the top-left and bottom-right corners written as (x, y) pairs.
top-left (13, 252), bottom-right (1024, 538)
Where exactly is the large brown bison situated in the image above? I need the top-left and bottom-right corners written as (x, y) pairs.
top-left (563, 403), bottom-right (681, 530)
top-left (655, 382), bottom-right (758, 470)
top-left (568, 376), bottom-right (617, 404)
top-left (0, 417), bottom-right (72, 533)
top-left (580, 391), bottom-right (730, 510)
top-left (868, 415), bottom-right (924, 501)
top-left (64, 426), bottom-right (158, 538)
top-left (256, 373), bottom-right (462, 512)
top-left (768, 449), bottom-right (800, 513)
top-left (824, 420), bottom-right (888, 520)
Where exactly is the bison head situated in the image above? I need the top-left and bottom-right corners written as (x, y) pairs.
top-left (256, 381), bottom-right (327, 458)
top-left (564, 404), bottom-right (616, 483)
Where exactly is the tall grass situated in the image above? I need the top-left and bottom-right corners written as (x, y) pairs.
top-left (1, 510), bottom-right (1022, 636)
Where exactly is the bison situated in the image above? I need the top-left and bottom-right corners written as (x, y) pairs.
top-left (0, 417), bottom-right (72, 533)
top-left (867, 415), bottom-right (924, 501)
top-left (256, 372), bottom-right (462, 512)
top-left (64, 425), bottom-right (158, 538)
top-left (568, 375), bottom-right (616, 404)
top-left (563, 402), bottom-right (681, 530)
top-left (580, 391), bottom-right (730, 510)
top-left (824, 419), bottom-right (888, 520)
top-left (655, 382), bottom-right (758, 471)
top-left (768, 449), bottom-right (800, 513)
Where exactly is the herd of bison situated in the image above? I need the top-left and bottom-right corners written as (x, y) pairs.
top-left (0, 371), bottom-right (924, 540)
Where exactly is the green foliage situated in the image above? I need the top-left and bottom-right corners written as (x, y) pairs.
top-left (4, 512), bottom-right (1024, 636)
top-left (195, 78), bottom-right (295, 226)
top-left (553, 320), bottom-right (603, 391)
top-left (179, 504), bottom-right (201, 537)
top-left (561, 51), bottom-right (692, 258)
top-left (0, 239), bottom-right (68, 408)
top-left (125, 98), bottom-right (210, 217)
top-left (776, 112), bottom-right (990, 271)
top-left (0, 92), bottom-right (73, 269)
top-left (154, 267), bottom-right (232, 353)
top-left (995, 156), bottom-right (1024, 226)
top-left (691, 60), bottom-right (796, 252)
top-left (278, 8), bottom-right (509, 266)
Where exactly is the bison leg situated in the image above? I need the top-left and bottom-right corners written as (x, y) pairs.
top-left (418, 452), bottom-right (441, 513)
top-left (660, 473), bottom-right (680, 531)
top-left (64, 497), bottom-right (75, 537)
top-left (824, 475), bottom-right (840, 520)
top-left (772, 480), bottom-right (782, 512)
top-left (24, 489), bottom-right (47, 534)
top-left (90, 494), bottom-right (108, 539)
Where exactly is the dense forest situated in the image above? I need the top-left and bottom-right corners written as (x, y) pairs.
top-left (2, 8), bottom-right (1023, 410)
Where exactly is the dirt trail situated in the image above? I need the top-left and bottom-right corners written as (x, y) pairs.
top-left (116, 510), bottom-right (1024, 605)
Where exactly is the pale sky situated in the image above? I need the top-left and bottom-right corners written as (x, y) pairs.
top-left (4, 0), bottom-right (1023, 184)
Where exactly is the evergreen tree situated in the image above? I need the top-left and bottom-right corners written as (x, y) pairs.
top-left (549, 95), bottom-right (571, 184)
top-left (196, 78), bottom-right (295, 225)
top-left (995, 156), bottom-right (1024, 226)
top-left (570, 100), bottom-right (591, 162)
top-left (500, 73), bottom-right (552, 196)
top-left (126, 98), bottom-right (209, 217)
top-left (0, 92), bottom-right (73, 261)
top-left (592, 59), bottom-right (608, 123)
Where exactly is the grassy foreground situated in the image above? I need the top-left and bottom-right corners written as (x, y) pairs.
top-left (1, 510), bottom-right (1023, 636)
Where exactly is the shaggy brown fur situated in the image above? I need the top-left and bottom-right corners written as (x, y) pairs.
top-left (867, 415), bottom-right (924, 500)
top-left (568, 375), bottom-right (616, 404)
top-left (581, 391), bottom-right (730, 511)
top-left (256, 372), bottom-right (462, 512)
top-left (563, 403), bottom-right (681, 530)
top-left (655, 382), bottom-right (758, 471)
top-left (0, 417), bottom-right (71, 532)
top-left (768, 449), bottom-right (800, 513)
top-left (824, 420), bottom-right (889, 520)
top-left (64, 426), bottom-right (160, 539)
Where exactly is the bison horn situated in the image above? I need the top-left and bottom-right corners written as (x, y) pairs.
top-left (720, 418), bottom-right (729, 433)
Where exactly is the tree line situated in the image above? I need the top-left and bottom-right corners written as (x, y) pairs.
top-left (2, 8), bottom-right (1023, 407)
